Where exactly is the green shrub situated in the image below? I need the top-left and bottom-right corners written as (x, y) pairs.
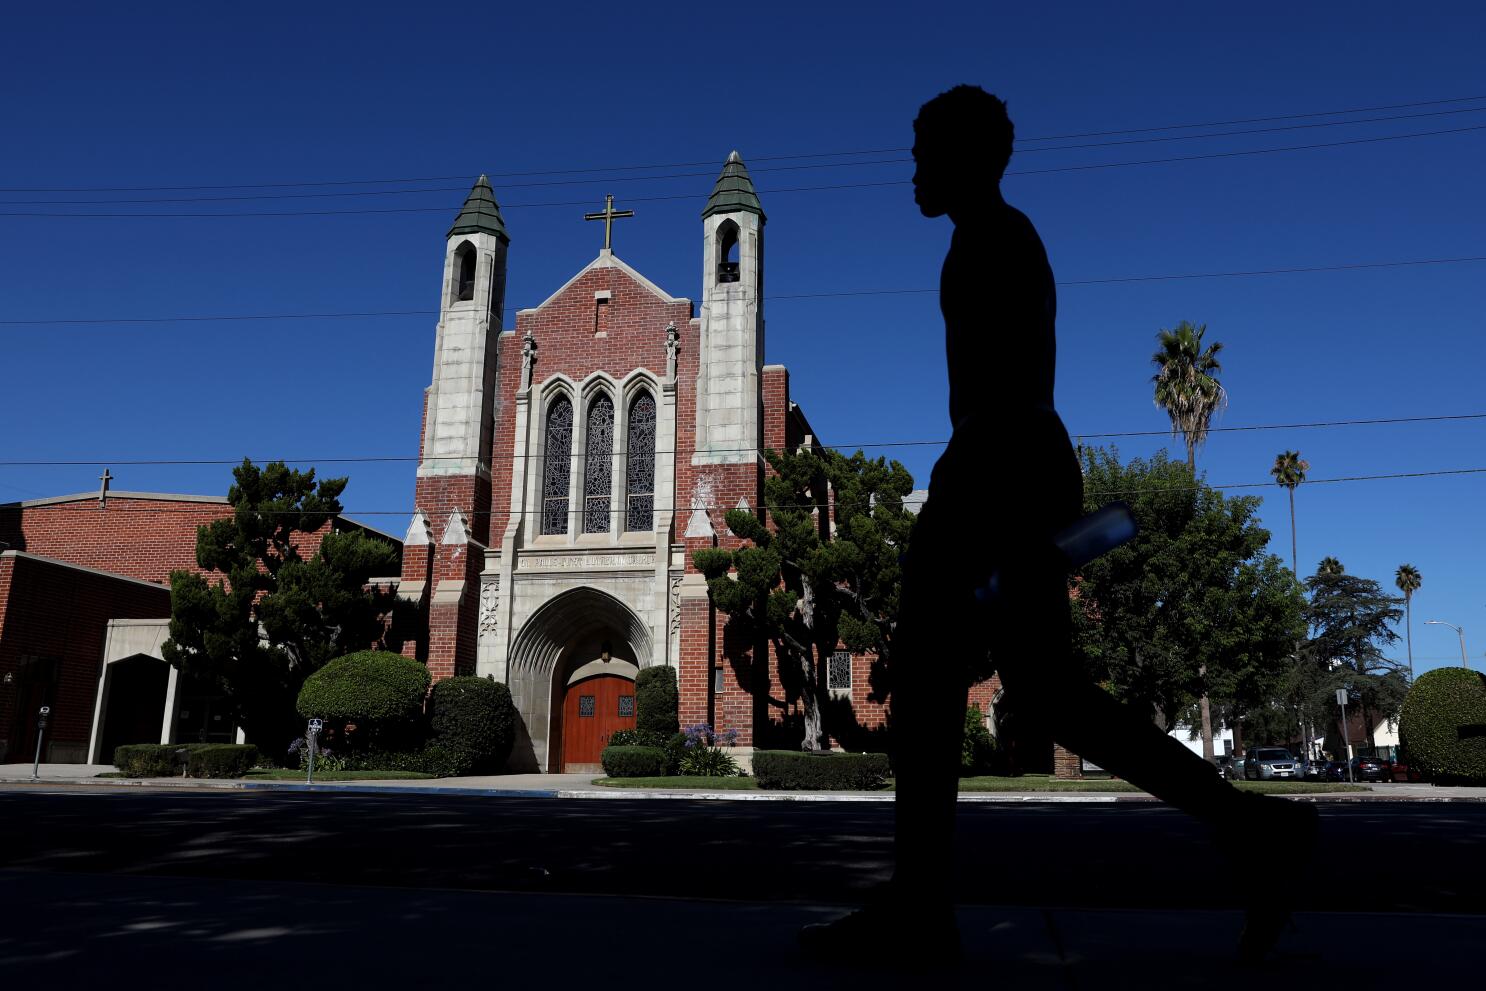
top-left (1399, 667), bottom-right (1486, 784)
top-left (427, 676), bottom-right (516, 774)
top-left (114, 743), bottom-right (214, 776)
top-left (661, 731), bottom-right (689, 775)
top-left (601, 745), bottom-right (669, 777)
top-left (186, 744), bottom-right (260, 778)
top-left (962, 704), bottom-right (1000, 776)
top-left (752, 750), bottom-right (891, 790)
top-left (678, 746), bottom-right (742, 776)
top-left (340, 744), bottom-right (464, 777)
top-left (635, 665), bottom-right (679, 739)
top-left (297, 650), bottom-right (430, 748)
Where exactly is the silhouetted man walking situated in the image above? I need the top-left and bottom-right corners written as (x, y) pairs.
top-left (801, 85), bottom-right (1316, 967)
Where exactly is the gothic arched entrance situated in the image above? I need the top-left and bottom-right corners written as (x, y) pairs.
top-left (99, 655), bottom-right (169, 759)
top-left (507, 586), bottom-right (653, 772)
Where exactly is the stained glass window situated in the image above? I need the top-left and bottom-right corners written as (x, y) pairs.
top-left (583, 394), bottom-right (615, 533)
top-left (618, 695), bottom-right (635, 717)
top-left (625, 391), bottom-right (657, 531)
top-left (541, 396), bottom-right (573, 535)
top-left (578, 695), bottom-right (595, 717)
top-left (828, 651), bottom-right (852, 692)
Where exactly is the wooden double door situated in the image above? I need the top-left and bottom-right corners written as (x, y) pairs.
top-left (560, 674), bottom-right (636, 771)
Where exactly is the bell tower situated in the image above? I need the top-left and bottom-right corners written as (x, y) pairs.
top-left (694, 152), bottom-right (765, 464)
top-left (401, 175), bottom-right (509, 679)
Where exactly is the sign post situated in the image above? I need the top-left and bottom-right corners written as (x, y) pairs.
top-left (1336, 688), bottom-right (1353, 783)
top-left (31, 706), bottom-right (50, 781)
top-left (306, 718), bottom-right (323, 785)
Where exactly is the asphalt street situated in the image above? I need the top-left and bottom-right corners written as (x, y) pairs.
top-left (4, 790), bottom-right (1485, 912)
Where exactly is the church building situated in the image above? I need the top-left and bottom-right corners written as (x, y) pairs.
top-left (396, 154), bottom-right (892, 772)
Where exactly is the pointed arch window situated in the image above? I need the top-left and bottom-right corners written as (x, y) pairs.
top-left (454, 242), bottom-right (476, 302)
top-left (541, 396), bottom-right (574, 535)
top-left (583, 394), bottom-right (615, 534)
top-left (716, 221), bottom-right (740, 284)
top-left (625, 391), bottom-right (657, 531)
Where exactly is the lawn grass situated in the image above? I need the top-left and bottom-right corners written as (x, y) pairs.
top-left (590, 773), bottom-right (1368, 794)
top-left (243, 769), bottom-right (435, 781)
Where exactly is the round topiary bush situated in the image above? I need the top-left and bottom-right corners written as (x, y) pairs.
top-left (1399, 666), bottom-right (1486, 784)
top-left (635, 665), bottom-right (679, 739)
top-left (297, 651), bottom-right (431, 748)
top-left (428, 676), bottom-right (517, 774)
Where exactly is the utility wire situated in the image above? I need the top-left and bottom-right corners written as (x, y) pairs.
top-left (12, 104), bottom-right (1486, 207)
top-left (9, 466), bottom-right (1486, 517)
top-left (5, 93), bottom-right (1482, 194)
top-left (3, 412), bottom-right (1484, 467)
top-left (5, 254), bottom-right (1484, 326)
top-left (4, 123), bottom-right (1484, 220)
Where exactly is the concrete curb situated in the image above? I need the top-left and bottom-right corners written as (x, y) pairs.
top-left (5, 775), bottom-right (1486, 802)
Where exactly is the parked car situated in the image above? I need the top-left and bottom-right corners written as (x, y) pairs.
top-left (1389, 758), bottom-right (1424, 783)
top-left (1302, 760), bottom-right (1326, 781)
top-left (1351, 754), bottom-right (1387, 782)
top-left (1322, 760), bottom-right (1349, 782)
top-left (1215, 755), bottom-right (1240, 780)
top-left (1244, 747), bottom-right (1300, 780)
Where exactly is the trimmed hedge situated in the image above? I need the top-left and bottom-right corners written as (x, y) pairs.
top-left (1399, 667), bottom-right (1486, 784)
top-left (635, 665), bottom-right (679, 739)
top-left (753, 750), bottom-right (892, 790)
top-left (297, 650), bottom-right (430, 726)
top-left (428, 676), bottom-right (517, 774)
top-left (601, 745), bottom-right (669, 778)
top-left (341, 744), bottom-right (465, 777)
top-left (185, 744), bottom-right (260, 778)
top-left (114, 743), bottom-right (258, 778)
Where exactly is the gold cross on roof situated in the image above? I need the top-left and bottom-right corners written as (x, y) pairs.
top-left (584, 194), bottom-right (634, 251)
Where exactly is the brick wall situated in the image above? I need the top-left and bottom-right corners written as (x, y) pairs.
top-left (0, 554), bottom-right (170, 762)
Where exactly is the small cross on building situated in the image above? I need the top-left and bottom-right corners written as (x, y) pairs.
top-left (98, 467), bottom-right (113, 506)
top-left (584, 194), bottom-right (634, 251)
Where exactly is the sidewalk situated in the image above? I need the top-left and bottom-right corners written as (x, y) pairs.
top-left (1, 867), bottom-right (1480, 987)
top-left (6, 763), bottom-right (1486, 801)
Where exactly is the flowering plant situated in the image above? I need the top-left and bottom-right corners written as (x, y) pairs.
top-left (678, 723), bottom-right (743, 776)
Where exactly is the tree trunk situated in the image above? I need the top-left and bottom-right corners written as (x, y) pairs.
top-left (799, 650), bottom-right (824, 751)
top-left (1288, 487), bottom-right (1297, 575)
top-left (1198, 664), bottom-right (1214, 761)
top-left (1405, 596), bottom-right (1414, 677)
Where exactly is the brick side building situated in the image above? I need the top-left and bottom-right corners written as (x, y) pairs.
top-left (0, 491), bottom-right (398, 764)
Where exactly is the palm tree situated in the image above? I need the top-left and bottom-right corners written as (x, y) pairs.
top-left (1395, 564), bottom-right (1422, 677)
top-left (1318, 556), bottom-right (1344, 576)
top-left (1270, 451), bottom-right (1310, 575)
top-left (1151, 320), bottom-right (1227, 471)
top-left (1151, 320), bottom-right (1227, 762)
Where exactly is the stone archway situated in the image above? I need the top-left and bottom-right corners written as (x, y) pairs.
top-left (506, 586), bottom-right (653, 772)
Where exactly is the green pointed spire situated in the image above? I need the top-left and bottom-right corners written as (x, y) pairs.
top-left (702, 151), bottom-right (765, 222)
top-left (448, 174), bottom-right (509, 240)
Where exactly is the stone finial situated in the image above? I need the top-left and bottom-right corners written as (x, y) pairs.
top-left (442, 509), bottom-right (470, 546)
top-left (520, 331), bottom-right (537, 390)
top-left (664, 321), bottom-right (680, 381)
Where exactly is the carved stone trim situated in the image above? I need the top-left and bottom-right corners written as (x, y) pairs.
top-left (479, 575), bottom-right (501, 637)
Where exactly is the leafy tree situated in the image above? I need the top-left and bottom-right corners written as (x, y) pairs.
top-left (1270, 450), bottom-right (1309, 575)
top-left (1395, 563), bottom-right (1422, 677)
top-left (1301, 558), bottom-right (1408, 750)
top-left (161, 460), bottom-right (402, 756)
top-left (1150, 320), bottom-right (1227, 758)
top-left (692, 448), bottom-right (915, 751)
top-left (1071, 448), bottom-right (1305, 747)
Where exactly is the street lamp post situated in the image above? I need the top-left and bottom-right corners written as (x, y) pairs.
top-left (1425, 620), bottom-right (1469, 669)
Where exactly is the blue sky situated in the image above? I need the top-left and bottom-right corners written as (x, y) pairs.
top-left (3, 3), bottom-right (1483, 674)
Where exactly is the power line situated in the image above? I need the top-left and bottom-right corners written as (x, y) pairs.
top-left (6, 93), bottom-right (1482, 195)
top-left (5, 253), bottom-right (1484, 326)
top-left (3, 412), bottom-right (1483, 467)
top-left (4, 123), bottom-right (1483, 220)
top-left (13, 104), bottom-right (1486, 208)
top-left (6, 466), bottom-right (1485, 518)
